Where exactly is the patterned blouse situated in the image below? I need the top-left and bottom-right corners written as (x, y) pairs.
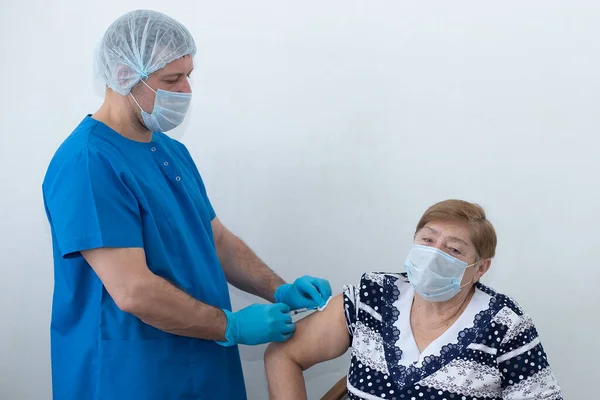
top-left (341, 272), bottom-right (562, 400)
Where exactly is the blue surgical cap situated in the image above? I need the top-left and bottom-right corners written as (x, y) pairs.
top-left (95, 9), bottom-right (196, 95)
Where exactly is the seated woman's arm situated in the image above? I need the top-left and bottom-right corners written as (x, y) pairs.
top-left (498, 313), bottom-right (563, 399)
top-left (264, 294), bottom-right (350, 400)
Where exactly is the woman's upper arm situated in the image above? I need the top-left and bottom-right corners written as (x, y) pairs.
top-left (498, 313), bottom-right (563, 399)
top-left (268, 294), bottom-right (350, 369)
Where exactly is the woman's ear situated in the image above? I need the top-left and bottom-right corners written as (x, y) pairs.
top-left (475, 259), bottom-right (492, 281)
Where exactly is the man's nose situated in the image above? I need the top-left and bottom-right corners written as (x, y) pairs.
top-left (179, 77), bottom-right (192, 94)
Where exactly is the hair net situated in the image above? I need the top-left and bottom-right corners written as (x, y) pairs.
top-left (95, 10), bottom-right (196, 95)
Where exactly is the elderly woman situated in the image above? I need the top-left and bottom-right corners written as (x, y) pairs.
top-left (265, 200), bottom-right (562, 399)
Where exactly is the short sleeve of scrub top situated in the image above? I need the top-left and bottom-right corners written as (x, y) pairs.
top-left (44, 145), bottom-right (143, 258)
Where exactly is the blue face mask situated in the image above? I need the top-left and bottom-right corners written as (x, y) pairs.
top-left (404, 244), bottom-right (479, 302)
top-left (131, 80), bottom-right (192, 133)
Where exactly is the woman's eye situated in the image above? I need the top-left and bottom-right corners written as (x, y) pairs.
top-left (422, 238), bottom-right (432, 243)
top-left (449, 247), bottom-right (461, 255)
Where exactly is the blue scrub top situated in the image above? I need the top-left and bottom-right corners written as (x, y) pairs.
top-left (42, 116), bottom-right (247, 400)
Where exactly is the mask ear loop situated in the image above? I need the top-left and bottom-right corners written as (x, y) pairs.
top-left (130, 79), bottom-right (157, 113)
top-left (140, 79), bottom-right (157, 94)
top-left (130, 92), bottom-right (145, 113)
top-left (459, 259), bottom-right (487, 289)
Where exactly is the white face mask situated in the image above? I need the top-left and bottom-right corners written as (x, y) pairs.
top-left (404, 244), bottom-right (480, 302)
top-left (131, 80), bottom-right (192, 133)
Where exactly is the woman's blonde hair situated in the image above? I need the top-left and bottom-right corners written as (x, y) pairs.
top-left (415, 199), bottom-right (497, 259)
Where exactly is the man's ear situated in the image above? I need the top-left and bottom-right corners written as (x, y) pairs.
top-left (475, 259), bottom-right (492, 281)
top-left (115, 64), bottom-right (139, 92)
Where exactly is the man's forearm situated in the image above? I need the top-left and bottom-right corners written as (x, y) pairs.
top-left (265, 344), bottom-right (308, 400)
top-left (216, 230), bottom-right (285, 302)
top-left (125, 273), bottom-right (227, 341)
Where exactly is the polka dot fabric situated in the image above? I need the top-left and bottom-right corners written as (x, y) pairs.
top-left (499, 344), bottom-right (551, 388)
top-left (340, 273), bottom-right (563, 400)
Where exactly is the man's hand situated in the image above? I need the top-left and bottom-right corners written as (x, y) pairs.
top-left (216, 303), bottom-right (295, 347)
top-left (274, 276), bottom-right (332, 310)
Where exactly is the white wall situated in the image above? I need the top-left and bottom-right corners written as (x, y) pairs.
top-left (1, 1), bottom-right (598, 398)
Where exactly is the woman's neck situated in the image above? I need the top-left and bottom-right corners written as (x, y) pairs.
top-left (411, 286), bottom-right (475, 330)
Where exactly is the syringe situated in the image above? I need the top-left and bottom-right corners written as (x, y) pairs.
top-left (288, 307), bottom-right (317, 315)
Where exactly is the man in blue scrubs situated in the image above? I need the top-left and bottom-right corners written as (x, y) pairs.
top-left (42, 10), bottom-right (331, 399)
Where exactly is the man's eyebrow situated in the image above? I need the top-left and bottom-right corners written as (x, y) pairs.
top-left (161, 69), bottom-right (193, 78)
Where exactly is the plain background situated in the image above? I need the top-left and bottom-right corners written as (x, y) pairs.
top-left (1, 1), bottom-right (598, 398)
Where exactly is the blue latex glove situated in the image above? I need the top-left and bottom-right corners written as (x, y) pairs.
top-left (274, 275), bottom-right (332, 310)
top-left (216, 303), bottom-right (295, 347)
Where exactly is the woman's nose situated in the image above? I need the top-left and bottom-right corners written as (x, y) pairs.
top-left (433, 242), bottom-right (447, 254)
